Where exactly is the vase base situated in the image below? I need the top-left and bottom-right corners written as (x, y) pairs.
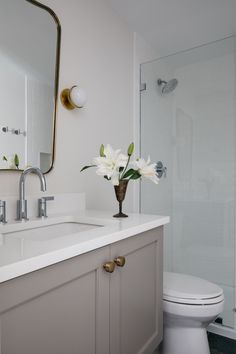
top-left (113, 212), bottom-right (128, 218)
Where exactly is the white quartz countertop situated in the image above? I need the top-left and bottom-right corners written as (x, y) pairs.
top-left (0, 210), bottom-right (169, 283)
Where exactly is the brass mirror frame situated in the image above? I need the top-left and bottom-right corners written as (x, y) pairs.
top-left (1, 0), bottom-right (61, 174)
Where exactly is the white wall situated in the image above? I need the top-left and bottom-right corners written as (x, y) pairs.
top-left (0, 0), bottom-right (137, 214)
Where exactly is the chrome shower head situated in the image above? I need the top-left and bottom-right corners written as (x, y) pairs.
top-left (157, 78), bottom-right (178, 94)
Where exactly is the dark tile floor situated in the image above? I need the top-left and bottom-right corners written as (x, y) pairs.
top-left (208, 332), bottom-right (236, 354)
top-left (154, 333), bottom-right (236, 354)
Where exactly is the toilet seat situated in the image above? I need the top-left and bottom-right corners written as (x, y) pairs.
top-left (163, 272), bottom-right (224, 305)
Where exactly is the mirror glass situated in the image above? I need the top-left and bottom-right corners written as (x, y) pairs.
top-left (0, 0), bottom-right (60, 172)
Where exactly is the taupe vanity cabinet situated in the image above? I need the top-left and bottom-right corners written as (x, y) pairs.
top-left (0, 227), bottom-right (163, 354)
top-left (110, 227), bottom-right (163, 354)
top-left (0, 247), bottom-right (110, 354)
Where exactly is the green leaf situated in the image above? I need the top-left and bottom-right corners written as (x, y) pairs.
top-left (127, 142), bottom-right (134, 156)
top-left (80, 165), bottom-right (96, 172)
top-left (14, 154), bottom-right (19, 168)
top-left (2, 155), bottom-right (7, 162)
top-left (122, 169), bottom-right (141, 180)
top-left (122, 168), bottom-right (136, 179)
top-left (129, 171), bottom-right (141, 180)
top-left (99, 144), bottom-right (105, 157)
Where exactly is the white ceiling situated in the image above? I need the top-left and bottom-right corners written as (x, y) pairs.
top-left (108, 0), bottom-right (236, 57)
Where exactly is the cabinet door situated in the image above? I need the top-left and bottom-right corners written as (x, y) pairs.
top-left (110, 227), bottom-right (163, 354)
top-left (0, 247), bottom-right (110, 354)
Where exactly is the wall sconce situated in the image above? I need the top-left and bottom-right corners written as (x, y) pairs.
top-left (60, 85), bottom-right (87, 110)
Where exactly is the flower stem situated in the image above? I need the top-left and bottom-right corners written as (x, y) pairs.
top-left (120, 155), bottom-right (131, 180)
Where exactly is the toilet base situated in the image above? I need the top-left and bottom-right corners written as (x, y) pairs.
top-left (161, 326), bottom-right (210, 354)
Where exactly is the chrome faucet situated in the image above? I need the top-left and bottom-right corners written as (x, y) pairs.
top-left (17, 167), bottom-right (46, 221)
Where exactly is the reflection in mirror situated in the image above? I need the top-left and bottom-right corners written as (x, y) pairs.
top-left (0, 0), bottom-right (60, 173)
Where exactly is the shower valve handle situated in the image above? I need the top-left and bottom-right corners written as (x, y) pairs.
top-left (156, 161), bottom-right (167, 178)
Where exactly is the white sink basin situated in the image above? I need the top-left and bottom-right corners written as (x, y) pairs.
top-left (0, 216), bottom-right (103, 242)
top-left (4, 222), bottom-right (101, 242)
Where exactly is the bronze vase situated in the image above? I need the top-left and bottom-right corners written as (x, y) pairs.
top-left (113, 180), bottom-right (129, 218)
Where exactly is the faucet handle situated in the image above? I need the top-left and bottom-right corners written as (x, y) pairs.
top-left (42, 196), bottom-right (54, 202)
top-left (38, 196), bottom-right (54, 218)
top-left (0, 200), bottom-right (7, 224)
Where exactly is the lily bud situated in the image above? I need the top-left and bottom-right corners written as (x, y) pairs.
top-left (127, 142), bottom-right (134, 156)
top-left (14, 154), bottom-right (19, 168)
top-left (99, 144), bottom-right (105, 157)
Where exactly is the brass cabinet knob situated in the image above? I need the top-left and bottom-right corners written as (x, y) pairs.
top-left (103, 261), bottom-right (116, 273)
top-left (114, 256), bottom-right (126, 267)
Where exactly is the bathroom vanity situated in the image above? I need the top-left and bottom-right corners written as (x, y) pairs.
top-left (0, 211), bottom-right (168, 354)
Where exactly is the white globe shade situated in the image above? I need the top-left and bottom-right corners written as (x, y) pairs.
top-left (70, 86), bottom-right (87, 108)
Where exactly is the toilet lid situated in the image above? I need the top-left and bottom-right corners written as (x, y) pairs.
top-left (163, 272), bottom-right (224, 305)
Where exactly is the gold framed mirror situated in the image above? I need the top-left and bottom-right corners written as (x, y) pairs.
top-left (0, 0), bottom-right (61, 173)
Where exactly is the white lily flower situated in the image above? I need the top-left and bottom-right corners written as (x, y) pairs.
top-left (134, 156), bottom-right (159, 184)
top-left (93, 144), bottom-right (128, 185)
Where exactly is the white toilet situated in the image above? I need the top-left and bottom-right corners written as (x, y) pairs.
top-left (161, 272), bottom-right (224, 354)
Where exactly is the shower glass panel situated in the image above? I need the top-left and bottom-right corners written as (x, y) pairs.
top-left (140, 36), bottom-right (236, 329)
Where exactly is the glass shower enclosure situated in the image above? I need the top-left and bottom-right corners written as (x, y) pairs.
top-left (140, 36), bottom-right (236, 336)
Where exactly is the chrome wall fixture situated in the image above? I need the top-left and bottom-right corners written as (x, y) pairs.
top-left (156, 161), bottom-right (167, 178)
top-left (1, 126), bottom-right (26, 136)
top-left (157, 78), bottom-right (178, 94)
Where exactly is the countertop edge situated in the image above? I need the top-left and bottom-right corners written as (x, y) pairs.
top-left (0, 213), bottom-right (169, 283)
